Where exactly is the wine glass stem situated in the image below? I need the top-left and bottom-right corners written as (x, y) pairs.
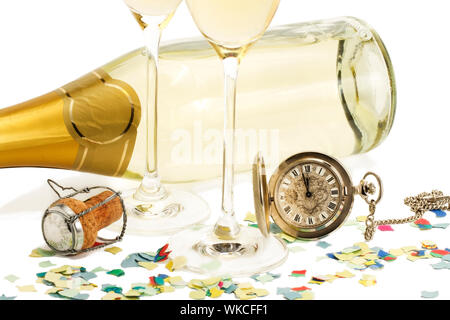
top-left (215, 56), bottom-right (241, 239)
top-left (135, 22), bottom-right (167, 200)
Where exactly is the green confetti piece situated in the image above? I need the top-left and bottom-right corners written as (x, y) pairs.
top-left (0, 294), bottom-right (16, 300)
top-left (39, 261), bottom-right (56, 268)
top-left (107, 269), bottom-right (125, 277)
top-left (421, 291), bottom-right (439, 299)
top-left (4, 275), bottom-right (19, 283)
top-left (36, 248), bottom-right (56, 257)
top-left (90, 266), bottom-right (109, 273)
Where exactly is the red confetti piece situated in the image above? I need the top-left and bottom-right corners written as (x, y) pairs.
top-left (292, 286), bottom-right (311, 292)
top-left (415, 219), bottom-right (431, 225)
top-left (378, 225), bottom-right (394, 231)
top-left (291, 270), bottom-right (307, 275)
top-left (432, 250), bottom-right (450, 256)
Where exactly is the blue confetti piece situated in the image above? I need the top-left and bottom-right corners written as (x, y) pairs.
top-left (443, 255), bottom-right (450, 262)
top-left (431, 209), bottom-right (447, 218)
top-left (415, 250), bottom-right (426, 257)
top-left (326, 253), bottom-right (338, 260)
top-left (270, 223), bottom-right (282, 234)
top-left (277, 287), bottom-right (292, 295)
top-left (377, 250), bottom-right (390, 258)
top-left (224, 284), bottom-right (238, 294)
top-left (283, 291), bottom-right (302, 300)
top-left (317, 241), bottom-right (331, 249)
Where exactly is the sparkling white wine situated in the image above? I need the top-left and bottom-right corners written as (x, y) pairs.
top-left (186, 0), bottom-right (280, 55)
top-left (0, 18), bottom-right (396, 183)
top-left (124, 0), bottom-right (182, 16)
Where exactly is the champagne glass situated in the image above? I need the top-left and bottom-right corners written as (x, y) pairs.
top-left (169, 0), bottom-right (288, 276)
top-left (119, 0), bottom-right (210, 235)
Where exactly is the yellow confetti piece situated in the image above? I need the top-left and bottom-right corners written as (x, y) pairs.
top-left (244, 212), bottom-right (257, 223)
top-left (402, 246), bottom-right (417, 253)
top-left (124, 290), bottom-right (142, 297)
top-left (44, 272), bottom-right (61, 283)
top-left (335, 270), bottom-right (355, 278)
top-left (280, 233), bottom-right (297, 243)
top-left (138, 261), bottom-right (158, 271)
top-left (389, 249), bottom-right (404, 257)
top-left (104, 246), bottom-right (122, 255)
top-left (359, 274), bottom-right (377, 287)
top-left (79, 285), bottom-right (96, 291)
top-left (54, 279), bottom-right (72, 289)
top-left (356, 216), bottom-right (367, 222)
top-left (16, 285), bottom-right (37, 292)
top-left (158, 286), bottom-right (175, 293)
top-left (209, 287), bottom-right (224, 298)
top-left (235, 288), bottom-right (257, 300)
top-left (189, 290), bottom-right (206, 300)
top-left (254, 288), bottom-right (269, 297)
top-left (364, 260), bottom-right (376, 266)
top-left (350, 257), bottom-right (367, 265)
top-left (202, 277), bottom-right (222, 287)
top-left (297, 291), bottom-right (314, 300)
top-left (102, 291), bottom-right (123, 300)
top-left (165, 256), bottom-right (187, 272)
top-left (188, 279), bottom-right (204, 289)
top-left (45, 287), bottom-right (63, 294)
top-left (238, 282), bottom-right (254, 290)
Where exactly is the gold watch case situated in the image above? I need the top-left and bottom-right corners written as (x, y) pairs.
top-left (253, 152), bottom-right (356, 240)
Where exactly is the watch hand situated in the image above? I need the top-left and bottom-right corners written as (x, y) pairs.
top-left (302, 173), bottom-right (312, 198)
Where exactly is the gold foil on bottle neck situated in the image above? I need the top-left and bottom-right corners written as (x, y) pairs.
top-left (58, 69), bottom-right (141, 177)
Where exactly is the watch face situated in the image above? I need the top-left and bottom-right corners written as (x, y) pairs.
top-left (269, 152), bottom-right (354, 239)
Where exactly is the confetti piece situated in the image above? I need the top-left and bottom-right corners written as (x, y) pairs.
top-left (90, 266), bottom-right (109, 273)
top-left (0, 294), bottom-right (16, 300)
top-left (244, 212), bottom-right (257, 223)
top-left (359, 275), bottom-right (376, 287)
top-left (107, 269), bottom-right (125, 277)
top-left (431, 209), bottom-right (447, 218)
top-left (190, 290), bottom-right (206, 300)
top-left (432, 223), bottom-right (450, 229)
top-left (154, 244), bottom-right (171, 263)
top-left (270, 223), bottom-right (282, 234)
top-left (4, 275), bottom-right (19, 283)
top-left (33, 247), bottom-right (56, 258)
top-left (166, 256), bottom-right (187, 272)
top-left (102, 291), bottom-right (123, 300)
top-left (17, 285), bottom-right (37, 292)
top-left (356, 216), bottom-right (367, 222)
top-left (104, 247), bottom-right (122, 255)
top-left (421, 291), bottom-right (439, 299)
top-left (292, 286), bottom-right (311, 292)
top-left (279, 233), bottom-right (297, 243)
top-left (317, 241), bottom-right (331, 249)
top-left (335, 270), bottom-right (355, 278)
top-left (290, 270), bottom-right (306, 278)
top-left (288, 246), bottom-right (305, 253)
top-left (378, 225), bottom-right (394, 232)
top-left (38, 261), bottom-right (56, 268)
top-left (102, 284), bottom-right (123, 294)
top-left (138, 261), bottom-right (158, 271)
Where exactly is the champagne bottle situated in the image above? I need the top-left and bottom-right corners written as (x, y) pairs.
top-left (0, 17), bottom-right (396, 183)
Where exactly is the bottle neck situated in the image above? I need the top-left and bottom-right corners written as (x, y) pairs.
top-left (0, 91), bottom-right (79, 170)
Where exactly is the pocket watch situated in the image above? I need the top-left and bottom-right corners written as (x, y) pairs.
top-left (253, 152), bottom-right (382, 240)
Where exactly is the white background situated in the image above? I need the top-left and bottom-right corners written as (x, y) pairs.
top-left (0, 0), bottom-right (449, 301)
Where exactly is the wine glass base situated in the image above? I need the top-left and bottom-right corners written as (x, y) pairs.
top-left (168, 225), bottom-right (288, 277)
top-left (109, 188), bottom-right (210, 236)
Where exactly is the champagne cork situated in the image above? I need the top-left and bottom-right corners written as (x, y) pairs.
top-left (53, 191), bottom-right (123, 250)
